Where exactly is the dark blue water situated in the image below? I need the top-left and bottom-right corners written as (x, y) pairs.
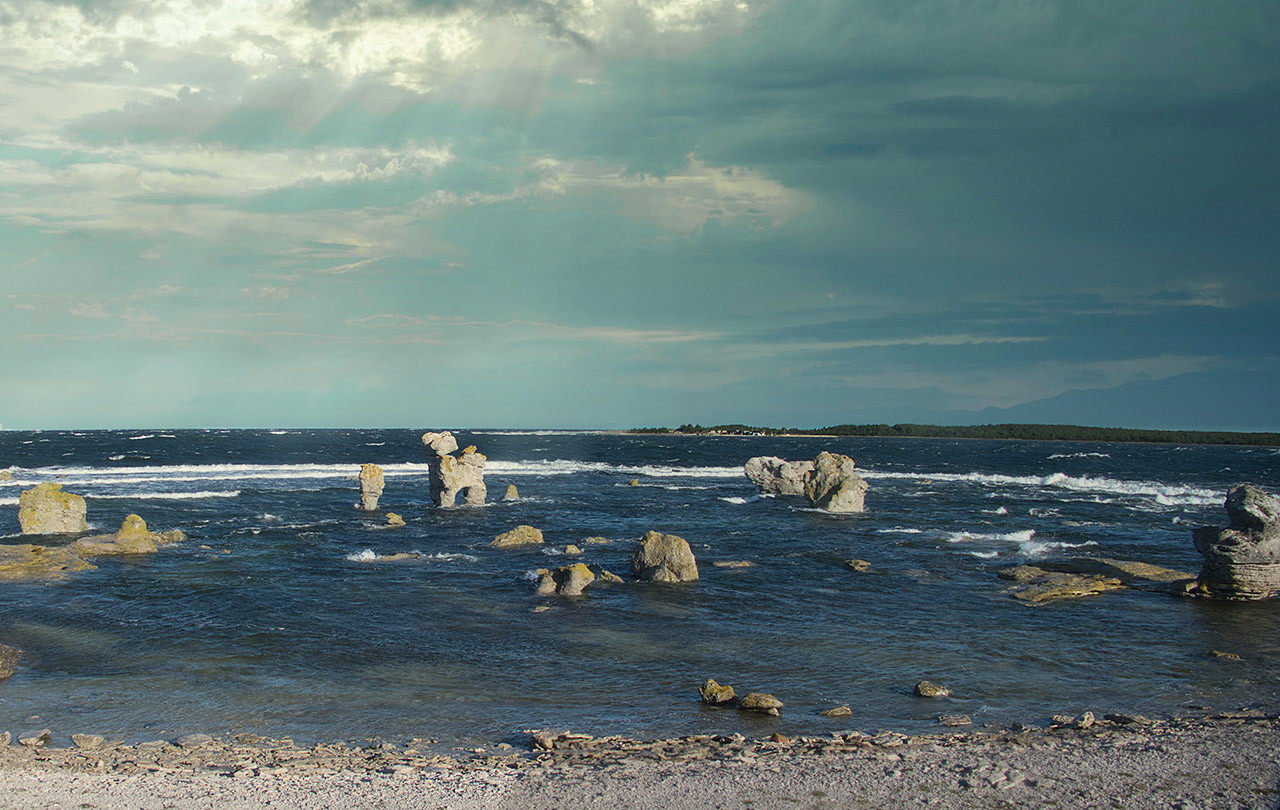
top-left (1, 429), bottom-right (1277, 745)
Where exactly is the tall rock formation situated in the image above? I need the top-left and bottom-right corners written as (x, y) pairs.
top-left (358, 464), bottom-right (385, 511)
top-left (422, 431), bottom-right (487, 507)
top-left (1192, 484), bottom-right (1280, 599)
top-left (17, 482), bottom-right (88, 534)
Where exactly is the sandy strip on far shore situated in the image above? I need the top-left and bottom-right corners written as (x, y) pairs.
top-left (1, 712), bottom-right (1277, 810)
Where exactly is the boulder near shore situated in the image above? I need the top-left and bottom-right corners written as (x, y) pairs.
top-left (357, 463), bottom-right (385, 511)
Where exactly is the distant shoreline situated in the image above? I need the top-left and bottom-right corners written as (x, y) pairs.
top-left (626, 423), bottom-right (1280, 447)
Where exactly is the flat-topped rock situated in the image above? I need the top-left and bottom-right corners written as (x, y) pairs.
top-left (0, 544), bottom-right (96, 581)
top-left (17, 482), bottom-right (88, 534)
top-left (999, 565), bottom-right (1125, 603)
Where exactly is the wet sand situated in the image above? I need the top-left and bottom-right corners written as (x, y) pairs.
top-left (1, 711), bottom-right (1277, 809)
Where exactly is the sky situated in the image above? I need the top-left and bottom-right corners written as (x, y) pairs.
top-left (1, 0), bottom-right (1277, 430)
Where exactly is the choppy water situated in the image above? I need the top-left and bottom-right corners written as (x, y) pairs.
top-left (1, 429), bottom-right (1277, 746)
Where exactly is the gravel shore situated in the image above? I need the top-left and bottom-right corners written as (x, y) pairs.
top-left (1, 711), bottom-right (1277, 809)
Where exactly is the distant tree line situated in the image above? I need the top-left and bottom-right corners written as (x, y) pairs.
top-left (628, 423), bottom-right (1280, 446)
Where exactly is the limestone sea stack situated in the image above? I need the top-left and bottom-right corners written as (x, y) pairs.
top-left (422, 431), bottom-right (487, 507)
top-left (1192, 484), bottom-right (1280, 600)
top-left (631, 531), bottom-right (698, 583)
top-left (17, 482), bottom-right (88, 534)
top-left (743, 451), bottom-right (867, 513)
top-left (358, 463), bottom-right (385, 511)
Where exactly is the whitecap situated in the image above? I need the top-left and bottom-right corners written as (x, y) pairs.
top-left (1047, 452), bottom-right (1111, 460)
top-left (268, 430), bottom-right (290, 435)
top-left (88, 490), bottom-right (241, 500)
top-left (875, 527), bottom-right (925, 534)
top-left (128, 434), bottom-right (156, 440)
top-left (970, 551), bottom-right (1000, 559)
top-left (719, 495), bottom-right (760, 505)
top-left (1020, 539), bottom-right (1098, 557)
top-left (346, 549), bottom-right (379, 562)
top-left (982, 507), bottom-right (1009, 515)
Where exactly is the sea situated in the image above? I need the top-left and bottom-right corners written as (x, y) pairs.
top-left (0, 429), bottom-right (1277, 747)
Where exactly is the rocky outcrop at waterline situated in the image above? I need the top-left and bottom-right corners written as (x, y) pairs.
top-left (422, 431), bottom-right (487, 507)
top-left (17, 483), bottom-right (87, 535)
top-left (357, 464), bottom-right (384, 511)
top-left (744, 456), bottom-right (813, 496)
top-left (70, 514), bottom-right (186, 557)
top-left (1190, 484), bottom-right (1280, 600)
top-left (535, 563), bottom-right (595, 596)
top-left (744, 451), bottom-right (867, 512)
top-left (0, 514), bottom-right (185, 581)
top-left (631, 530), bottom-right (698, 583)
top-left (492, 525), bottom-right (544, 549)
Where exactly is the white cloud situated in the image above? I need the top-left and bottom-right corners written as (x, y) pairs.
top-left (241, 286), bottom-right (293, 300)
top-left (68, 301), bottom-right (111, 319)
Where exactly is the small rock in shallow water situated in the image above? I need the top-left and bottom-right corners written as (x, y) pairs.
top-left (938, 714), bottom-right (972, 727)
top-left (1077, 711), bottom-right (1096, 729)
top-left (1051, 715), bottom-right (1076, 726)
top-left (563, 544), bottom-right (582, 556)
top-left (385, 513), bottom-right (406, 527)
top-left (845, 559), bottom-right (871, 572)
top-left (712, 560), bottom-right (753, 568)
top-left (596, 569), bottom-right (624, 584)
top-left (0, 732), bottom-right (10, 746)
top-left (914, 680), bottom-right (952, 698)
top-left (1209, 649), bottom-right (1242, 661)
top-left (820, 705), bottom-right (852, 718)
top-left (739, 693), bottom-right (784, 716)
top-left (700, 678), bottom-right (736, 705)
top-left (72, 734), bottom-right (106, 749)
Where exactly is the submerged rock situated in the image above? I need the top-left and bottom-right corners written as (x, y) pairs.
top-left (819, 705), bottom-right (852, 718)
top-left (492, 525), bottom-right (544, 549)
top-left (358, 464), bottom-right (385, 511)
top-left (1191, 484), bottom-right (1280, 599)
top-left (385, 513), bottom-right (406, 527)
top-left (422, 431), bottom-right (487, 507)
top-left (744, 456), bottom-right (814, 496)
top-left (0, 544), bottom-right (96, 581)
top-left (536, 563), bottom-right (595, 596)
top-left (844, 559), bottom-right (871, 572)
top-left (71, 515), bottom-right (186, 557)
top-left (699, 678), bottom-right (736, 705)
top-left (17, 482), bottom-right (88, 534)
top-left (0, 643), bottom-right (19, 681)
top-left (1036, 557), bottom-right (1194, 588)
top-left (630, 531), bottom-right (698, 583)
top-left (595, 569), bottom-right (624, 584)
top-left (999, 564), bottom-right (1124, 603)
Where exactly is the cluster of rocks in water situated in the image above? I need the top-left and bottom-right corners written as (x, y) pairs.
top-left (1, 481), bottom-right (186, 583)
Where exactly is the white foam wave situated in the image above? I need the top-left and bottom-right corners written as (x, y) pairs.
top-left (347, 549), bottom-right (380, 562)
top-left (970, 551), bottom-right (1000, 559)
top-left (0, 497), bottom-right (16, 506)
top-left (269, 430), bottom-right (290, 435)
top-left (1047, 452), bottom-right (1111, 459)
top-left (875, 527), bottom-right (925, 534)
top-left (861, 468), bottom-right (1219, 506)
top-left (982, 507), bottom-right (1009, 515)
top-left (944, 529), bottom-right (1036, 544)
top-left (88, 490), bottom-right (241, 500)
top-left (485, 459), bottom-right (743, 479)
top-left (719, 495), bottom-right (760, 505)
top-left (346, 549), bottom-right (478, 563)
top-left (128, 434), bottom-right (155, 440)
top-left (1020, 539), bottom-right (1098, 557)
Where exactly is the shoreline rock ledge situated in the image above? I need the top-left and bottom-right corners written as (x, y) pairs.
top-left (1191, 484), bottom-right (1280, 600)
top-left (422, 431), bottom-right (487, 507)
top-left (744, 451), bottom-right (867, 513)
